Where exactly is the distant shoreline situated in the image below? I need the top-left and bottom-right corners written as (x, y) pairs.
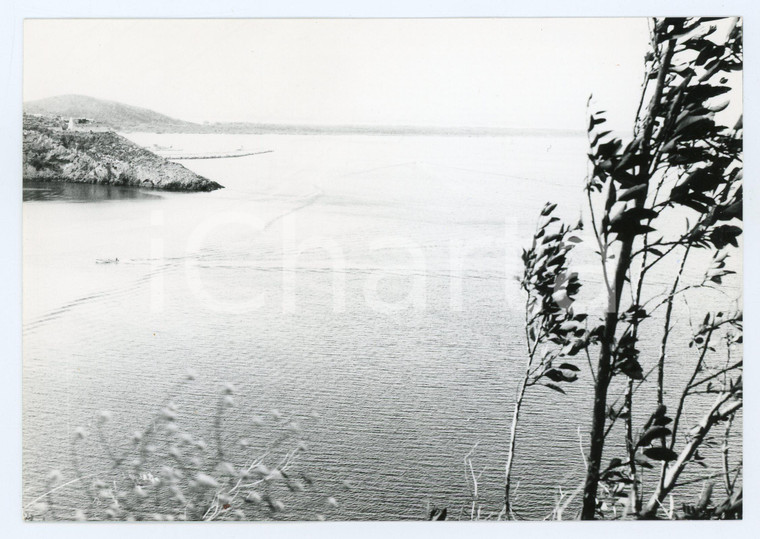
top-left (24, 95), bottom-right (587, 138)
top-left (124, 124), bottom-right (586, 138)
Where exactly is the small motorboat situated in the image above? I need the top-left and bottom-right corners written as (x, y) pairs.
top-left (95, 257), bottom-right (119, 264)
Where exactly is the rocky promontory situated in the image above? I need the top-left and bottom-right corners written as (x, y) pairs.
top-left (23, 114), bottom-right (224, 192)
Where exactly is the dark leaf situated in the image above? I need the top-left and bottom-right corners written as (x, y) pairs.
top-left (618, 184), bottom-right (647, 202)
top-left (684, 84), bottom-right (731, 102)
top-left (617, 358), bottom-right (644, 380)
top-left (591, 130), bottom-right (613, 147)
top-left (653, 415), bottom-right (673, 427)
top-left (429, 507), bottom-right (447, 520)
top-left (643, 446), bottom-right (679, 462)
top-left (606, 458), bottom-right (623, 471)
top-left (596, 139), bottom-right (622, 161)
top-left (541, 202), bottom-right (557, 216)
top-left (710, 225), bottom-right (742, 249)
top-left (715, 201), bottom-right (742, 222)
top-left (637, 426), bottom-right (673, 447)
top-left (543, 368), bottom-right (578, 383)
top-left (672, 168), bottom-right (721, 199)
top-left (674, 115), bottom-right (714, 138)
top-left (612, 170), bottom-right (643, 187)
top-left (543, 382), bottom-right (566, 395)
top-left (588, 115), bottom-right (606, 132)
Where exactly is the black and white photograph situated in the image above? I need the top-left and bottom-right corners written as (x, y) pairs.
top-left (8, 3), bottom-right (751, 531)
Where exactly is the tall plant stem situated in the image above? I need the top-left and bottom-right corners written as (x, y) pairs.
top-left (657, 244), bottom-right (692, 406)
top-left (580, 38), bottom-right (675, 520)
top-left (505, 304), bottom-right (541, 518)
top-left (504, 368), bottom-right (529, 518)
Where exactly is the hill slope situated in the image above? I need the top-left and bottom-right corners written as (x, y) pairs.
top-left (24, 95), bottom-right (584, 137)
top-left (23, 114), bottom-right (223, 191)
top-left (24, 95), bottom-right (200, 132)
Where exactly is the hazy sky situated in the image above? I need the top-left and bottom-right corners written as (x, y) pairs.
top-left (24, 18), bottom-right (652, 130)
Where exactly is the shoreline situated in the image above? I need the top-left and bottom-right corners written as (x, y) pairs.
top-left (23, 114), bottom-right (225, 192)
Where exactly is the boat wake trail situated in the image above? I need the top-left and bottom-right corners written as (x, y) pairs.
top-left (262, 187), bottom-right (324, 231)
top-left (24, 184), bottom-right (327, 336)
top-left (22, 262), bottom-right (178, 336)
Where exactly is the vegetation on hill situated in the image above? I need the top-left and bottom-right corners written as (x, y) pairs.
top-left (23, 114), bottom-right (223, 192)
top-left (24, 94), bottom-right (199, 133)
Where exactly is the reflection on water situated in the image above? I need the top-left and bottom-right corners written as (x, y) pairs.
top-left (23, 181), bottom-right (161, 202)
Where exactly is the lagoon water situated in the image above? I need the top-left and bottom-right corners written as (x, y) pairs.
top-left (22, 133), bottom-right (741, 519)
